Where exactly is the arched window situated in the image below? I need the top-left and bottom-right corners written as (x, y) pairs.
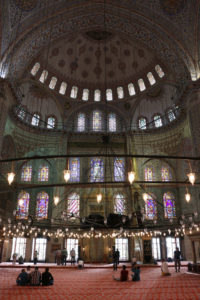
top-left (147, 72), bottom-right (156, 85)
top-left (36, 191), bottom-right (49, 219)
top-left (59, 82), bottom-right (67, 95)
top-left (163, 192), bottom-right (176, 218)
top-left (145, 167), bottom-right (154, 181)
top-left (114, 194), bottom-right (125, 214)
top-left (47, 117), bottom-right (56, 129)
top-left (106, 89), bottom-right (113, 101)
top-left (92, 111), bottom-right (102, 131)
top-left (161, 166), bottom-right (172, 181)
top-left (77, 113), bottom-right (86, 132)
top-left (138, 79), bottom-right (146, 91)
top-left (38, 166), bottom-right (49, 182)
top-left (70, 86), bottom-right (78, 98)
top-left (138, 117), bottom-right (147, 130)
top-left (128, 83), bottom-right (136, 96)
top-left (21, 165), bottom-right (32, 182)
top-left (155, 65), bottom-right (165, 78)
top-left (114, 158), bottom-right (125, 181)
top-left (145, 194), bottom-right (157, 220)
top-left (167, 109), bottom-right (176, 122)
top-left (154, 114), bottom-right (162, 128)
top-left (117, 87), bottom-right (124, 99)
top-left (31, 114), bottom-right (40, 126)
top-left (49, 77), bottom-right (57, 89)
top-left (108, 113), bottom-right (117, 132)
top-left (16, 191), bottom-right (30, 219)
top-left (82, 89), bottom-right (89, 101)
top-left (31, 62), bottom-right (40, 76)
top-left (90, 158), bottom-right (104, 182)
top-left (68, 193), bottom-right (80, 216)
top-left (94, 89), bottom-right (101, 102)
top-left (69, 158), bottom-right (80, 182)
top-left (39, 70), bottom-right (48, 83)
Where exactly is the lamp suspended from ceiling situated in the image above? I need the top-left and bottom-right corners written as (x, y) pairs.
top-left (187, 172), bottom-right (195, 185)
top-left (7, 172), bottom-right (15, 185)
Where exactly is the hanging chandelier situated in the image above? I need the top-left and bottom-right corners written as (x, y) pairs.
top-left (187, 172), bottom-right (195, 185)
top-left (7, 172), bottom-right (15, 185)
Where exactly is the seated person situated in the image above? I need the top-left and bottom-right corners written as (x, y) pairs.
top-left (161, 259), bottom-right (171, 276)
top-left (113, 265), bottom-right (129, 281)
top-left (131, 262), bottom-right (137, 272)
top-left (42, 267), bottom-right (54, 286)
top-left (26, 266), bottom-right (31, 284)
top-left (132, 266), bottom-right (140, 281)
top-left (16, 269), bottom-right (28, 286)
top-left (77, 259), bottom-right (84, 269)
top-left (30, 267), bottom-right (41, 286)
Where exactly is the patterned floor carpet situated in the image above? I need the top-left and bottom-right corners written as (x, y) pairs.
top-left (0, 266), bottom-right (199, 300)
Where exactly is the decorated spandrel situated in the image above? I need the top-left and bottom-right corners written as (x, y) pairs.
top-left (68, 193), bottom-right (80, 216)
top-left (93, 111), bottom-right (102, 131)
top-left (90, 158), bottom-right (104, 182)
top-left (16, 191), bottom-right (30, 219)
top-left (145, 167), bottom-right (153, 181)
top-left (161, 167), bottom-right (171, 181)
top-left (21, 165), bottom-right (32, 182)
top-left (114, 194), bottom-right (125, 215)
top-left (145, 195), bottom-right (157, 220)
top-left (36, 192), bottom-right (49, 219)
top-left (38, 166), bottom-right (49, 181)
top-left (164, 192), bottom-right (176, 218)
top-left (69, 158), bottom-right (80, 182)
top-left (114, 158), bottom-right (125, 181)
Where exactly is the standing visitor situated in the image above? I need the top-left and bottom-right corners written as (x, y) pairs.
top-left (70, 248), bottom-right (76, 265)
top-left (61, 247), bottom-right (68, 266)
top-left (115, 249), bottom-right (120, 265)
top-left (113, 250), bottom-right (118, 271)
top-left (174, 247), bottom-right (181, 272)
top-left (33, 249), bottom-right (38, 265)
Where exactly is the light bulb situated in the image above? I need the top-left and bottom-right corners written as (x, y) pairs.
top-left (185, 192), bottom-right (191, 202)
top-left (54, 196), bottom-right (59, 206)
top-left (7, 172), bottom-right (15, 185)
top-left (18, 199), bottom-right (23, 206)
top-left (63, 169), bottom-right (70, 182)
top-left (187, 173), bottom-right (195, 185)
top-left (143, 193), bottom-right (148, 202)
top-left (128, 171), bottom-right (135, 184)
top-left (97, 193), bottom-right (102, 204)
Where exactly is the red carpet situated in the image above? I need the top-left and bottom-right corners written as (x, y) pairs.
top-left (0, 267), bottom-right (200, 300)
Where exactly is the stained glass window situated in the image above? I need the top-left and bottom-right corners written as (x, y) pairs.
top-left (59, 82), bottom-right (67, 95)
top-left (117, 87), bottom-right (124, 99)
top-left (69, 158), bottom-right (80, 182)
top-left (21, 165), bottom-right (32, 182)
top-left (145, 167), bottom-right (154, 181)
top-left (70, 86), bottom-right (78, 98)
top-left (90, 158), bottom-right (104, 182)
top-left (94, 89), bottom-right (101, 102)
top-left (139, 117), bottom-right (147, 130)
top-left (31, 62), bottom-right (40, 76)
top-left (114, 194), bottom-right (125, 214)
top-left (128, 83), bottom-right (136, 96)
top-left (161, 166), bottom-right (172, 181)
top-left (138, 78), bottom-right (146, 91)
top-left (39, 70), bottom-right (48, 83)
top-left (163, 192), bottom-right (176, 218)
top-left (155, 65), bottom-right (165, 78)
top-left (147, 72), bottom-right (156, 85)
top-left (31, 114), bottom-right (40, 126)
top-left (68, 193), bottom-right (80, 216)
top-left (47, 117), bottom-right (56, 129)
top-left (38, 166), bottom-right (49, 181)
top-left (49, 77), bottom-right (57, 89)
top-left (114, 158), bottom-right (125, 181)
top-left (108, 113), bottom-right (117, 132)
top-left (106, 89), bottom-right (113, 101)
top-left (77, 113), bottom-right (86, 132)
top-left (145, 194), bottom-right (157, 220)
top-left (36, 192), bottom-right (49, 219)
top-left (82, 89), bottom-right (89, 101)
top-left (167, 109), bottom-right (176, 122)
top-left (154, 115), bottom-right (162, 128)
top-left (16, 191), bottom-right (30, 219)
top-left (92, 111), bottom-right (102, 132)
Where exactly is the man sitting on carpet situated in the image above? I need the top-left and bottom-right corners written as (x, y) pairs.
top-left (113, 265), bottom-right (129, 281)
top-left (132, 266), bottom-right (140, 281)
top-left (42, 267), bottom-right (54, 286)
top-left (30, 266), bottom-right (41, 286)
top-left (161, 259), bottom-right (171, 276)
top-left (16, 269), bottom-right (29, 286)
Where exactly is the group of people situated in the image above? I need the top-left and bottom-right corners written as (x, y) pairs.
top-left (55, 248), bottom-right (76, 266)
top-left (113, 263), bottom-right (140, 282)
top-left (16, 267), bottom-right (54, 286)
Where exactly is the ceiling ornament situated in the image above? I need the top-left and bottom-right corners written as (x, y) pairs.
top-left (14, 0), bottom-right (38, 11)
top-left (159, 0), bottom-right (186, 15)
